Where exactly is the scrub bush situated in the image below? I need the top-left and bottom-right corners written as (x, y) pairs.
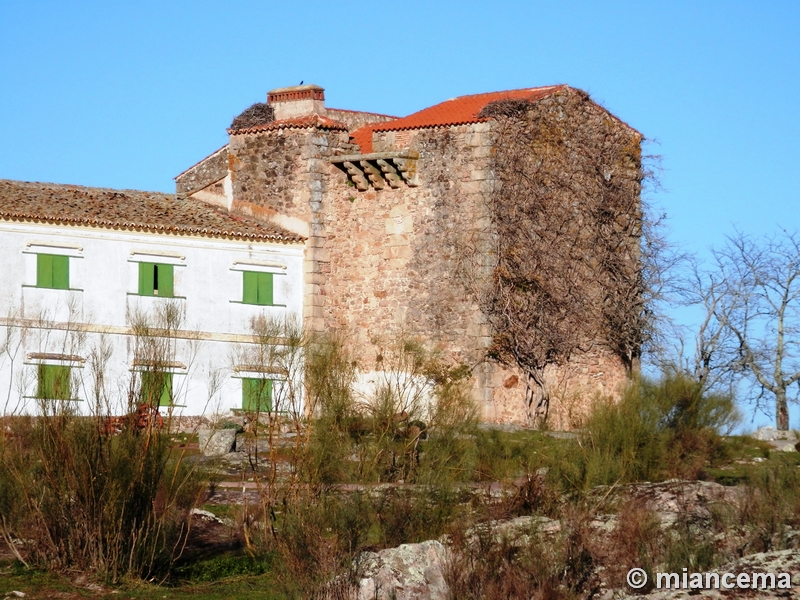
top-left (550, 373), bottom-right (739, 493)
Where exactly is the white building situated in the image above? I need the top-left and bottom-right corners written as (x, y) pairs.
top-left (0, 179), bottom-right (305, 417)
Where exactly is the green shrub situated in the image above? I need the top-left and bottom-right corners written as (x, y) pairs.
top-left (550, 373), bottom-right (739, 493)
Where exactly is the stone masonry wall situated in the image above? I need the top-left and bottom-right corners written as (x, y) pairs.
top-left (321, 124), bottom-right (493, 366)
top-left (228, 130), bottom-right (308, 223)
top-left (477, 90), bottom-right (642, 426)
top-left (175, 145), bottom-right (229, 196)
top-left (319, 117), bottom-right (633, 427)
top-left (489, 351), bottom-right (628, 429)
top-left (319, 123), bottom-right (508, 418)
top-left (227, 126), bottom-right (350, 327)
top-left (227, 128), bottom-right (348, 228)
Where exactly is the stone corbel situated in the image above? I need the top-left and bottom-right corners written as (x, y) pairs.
top-left (341, 161), bottom-right (370, 191)
top-left (376, 159), bottom-right (403, 189)
top-left (359, 160), bottom-right (385, 190)
top-left (392, 158), bottom-right (419, 187)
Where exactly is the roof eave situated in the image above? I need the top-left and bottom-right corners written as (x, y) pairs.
top-left (0, 214), bottom-right (306, 245)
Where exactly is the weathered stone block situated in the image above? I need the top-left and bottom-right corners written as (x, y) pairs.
top-left (197, 428), bottom-right (237, 456)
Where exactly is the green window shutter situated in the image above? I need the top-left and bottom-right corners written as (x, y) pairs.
top-left (37, 364), bottom-right (51, 398)
top-left (243, 271), bottom-right (275, 306)
top-left (51, 255), bottom-right (69, 290)
top-left (37, 254), bottom-right (53, 288)
top-left (37, 254), bottom-right (69, 289)
top-left (243, 271), bottom-right (258, 304)
top-left (141, 371), bottom-right (158, 405)
top-left (158, 264), bottom-right (174, 298)
top-left (141, 371), bottom-right (172, 406)
top-left (160, 373), bottom-right (173, 407)
top-left (242, 378), bottom-right (255, 411)
top-left (139, 263), bottom-right (155, 296)
top-left (257, 272), bottom-right (273, 306)
top-left (38, 365), bottom-right (71, 400)
top-left (53, 365), bottom-right (71, 400)
top-left (264, 379), bottom-right (272, 411)
top-left (242, 378), bottom-right (272, 412)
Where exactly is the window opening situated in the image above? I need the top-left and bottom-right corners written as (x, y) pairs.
top-left (242, 271), bottom-right (274, 306)
top-left (138, 262), bottom-right (174, 297)
top-left (140, 371), bottom-right (173, 407)
top-left (36, 254), bottom-right (69, 289)
top-left (37, 364), bottom-right (71, 400)
top-left (242, 378), bottom-right (272, 412)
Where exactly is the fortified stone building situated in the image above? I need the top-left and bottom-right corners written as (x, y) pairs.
top-left (176, 84), bottom-right (643, 428)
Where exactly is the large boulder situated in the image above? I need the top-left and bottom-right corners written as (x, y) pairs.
top-left (197, 428), bottom-right (237, 456)
top-left (751, 427), bottom-right (796, 441)
top-left (752, 427), bottom-right (798, 451)
top-left (353, 540), bottom-right (449, 600)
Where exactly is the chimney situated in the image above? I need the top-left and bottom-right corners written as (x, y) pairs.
top-left (267, 84), bottom-right (325, 120)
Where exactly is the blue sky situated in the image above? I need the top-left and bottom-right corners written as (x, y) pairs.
top-left (2, 0), bottom-right (799, 426)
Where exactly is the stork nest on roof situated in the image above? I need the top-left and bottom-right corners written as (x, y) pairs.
top-left (230, 102), bottom-right (275, 130)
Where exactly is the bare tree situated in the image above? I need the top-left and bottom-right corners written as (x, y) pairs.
top-left (668, 258), bottom-right (740, 393)
top-left (713, 230), bottom-right (800, 430)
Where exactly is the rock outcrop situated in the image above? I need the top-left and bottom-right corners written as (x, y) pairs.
top-left (352, 540), bottom-right (449, 600)
top-left (322, 480), bottom-right (796, 599)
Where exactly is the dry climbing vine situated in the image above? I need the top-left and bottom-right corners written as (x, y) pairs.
top-left (478, 89), bottom-right (644, 425)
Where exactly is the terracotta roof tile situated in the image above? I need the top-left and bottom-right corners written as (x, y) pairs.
top-left (375, 85), bottom-right (565, 132)
top-left (229, 114), bottom-right (347, 135)
top-left (350, 85), bottom-right (567, 153)
top-left (350, 127), bottom-right (375, 154)
top-left (0, 179), bottom-right (304, 244)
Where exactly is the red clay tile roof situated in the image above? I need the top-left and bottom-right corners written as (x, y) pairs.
top-left (376, 85), bottom-right (565, 132)
top-left (229, 114), bottom-right (348, 135)
top-left (0, 179), bottom-right (304, 243)
top-left (350, 86), bottom-right (567, 152)
top-left (350, 127), bottom-right (375, 154)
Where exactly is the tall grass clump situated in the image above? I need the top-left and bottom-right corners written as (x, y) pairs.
top-left (737, 456), bottom-right (800, 553)
top-left (446, 505), bottom-right (600, 600)
top-left (0, 400), bottom-right (203, 583)
top-left (0, 303), bottom-right (206, 582)
top-left (551, 373), bottom-right (739, 493)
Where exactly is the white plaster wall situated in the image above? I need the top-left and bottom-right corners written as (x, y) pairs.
top-left (0, 221), bottom-right (305, 416)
